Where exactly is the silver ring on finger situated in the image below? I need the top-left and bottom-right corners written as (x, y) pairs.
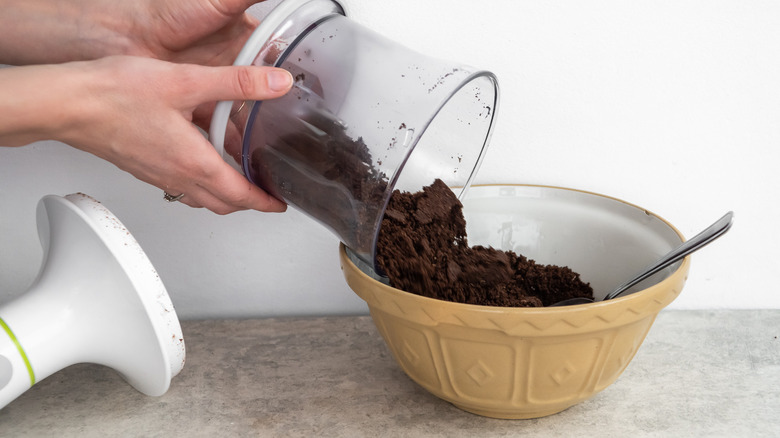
top-left (163, 191), bottom-right (185, 203)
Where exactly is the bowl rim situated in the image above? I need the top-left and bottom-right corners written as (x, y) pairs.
top-left (340, 183), bottom-right (690, 328)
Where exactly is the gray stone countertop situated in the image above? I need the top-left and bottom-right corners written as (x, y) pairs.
top-left (1, 310), bottom-right (778, 437)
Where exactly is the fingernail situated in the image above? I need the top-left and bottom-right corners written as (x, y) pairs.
top-left (268, 69), bottom-right (293, 92)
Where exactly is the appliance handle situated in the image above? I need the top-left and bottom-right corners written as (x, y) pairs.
top-left (0, 317), bottom-right (35, 410)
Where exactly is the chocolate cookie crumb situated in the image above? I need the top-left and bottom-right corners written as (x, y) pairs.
top-left (376, 179), bottom-right (593, 307)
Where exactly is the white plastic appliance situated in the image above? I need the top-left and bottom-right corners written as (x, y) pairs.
top-left (0, 193), bottom-right (185, 409)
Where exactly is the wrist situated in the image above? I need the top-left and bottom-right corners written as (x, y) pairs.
top-left (0, 62), bottom-right (95, 146)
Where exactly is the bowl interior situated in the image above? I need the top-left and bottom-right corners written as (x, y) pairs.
top-left (460, 185), bottom-right (684, 301)
top-left (352, 184), bottom-right (685, 302)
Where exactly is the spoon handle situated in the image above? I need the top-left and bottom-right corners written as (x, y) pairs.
top-left (604, 211), bottom-right (734, 301)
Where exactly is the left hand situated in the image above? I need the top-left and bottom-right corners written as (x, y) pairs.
top-left (0, 0), bottom-right (266, 67)
top-left (0, 56), bottom-right (294, 214)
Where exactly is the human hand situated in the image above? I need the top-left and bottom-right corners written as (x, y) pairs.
top-left (121, 0), bottom-right (272, 135)
top-left (1, 0), bottom-right (271, 135)
top-left (121, 0), bottom-right (273, 134)
top-left (0, 0), bottom-right (264, 67)
top-left (0, 56), bottom-right (293, 214)
top-left (126, 0), bottom-right (265, 67)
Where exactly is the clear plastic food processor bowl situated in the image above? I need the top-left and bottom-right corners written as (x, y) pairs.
top-left (210, 0), bottom-right (499, 268)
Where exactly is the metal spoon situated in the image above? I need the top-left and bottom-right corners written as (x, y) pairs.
top-left (551, 211), bottom-right (734, 307)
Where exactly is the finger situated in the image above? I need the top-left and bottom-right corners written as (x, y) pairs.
top-left (176, 186), bottom-right (242, 215)
top-left (177, 177), bottom-right (286, 215)
top-left (186, 65), bottom-right (293, 105)
top-left (143, 118), bottom-right (284, 214)
top-left (162, 172), bottom-right (247, 215)
top-left (161, 154), bottom-right (286, 214)
top-left (201, 159), bottom-right (288, 213)
top-left (183, 135), bottom-right (287, 213)
top-left (191, 101), bottom-right (216, 131)
top-left (205, 0), bottom-right (269, 16)
top-left (223, 118), bottom-right (244, 165)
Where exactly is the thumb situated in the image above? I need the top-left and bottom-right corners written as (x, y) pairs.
top-left (190, 65), bottom-right (293, 104)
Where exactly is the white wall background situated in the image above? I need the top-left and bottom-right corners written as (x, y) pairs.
top-left (1, 0), bottom-right (778, 318)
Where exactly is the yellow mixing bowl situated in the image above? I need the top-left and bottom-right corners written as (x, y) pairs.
top-left (340, 184), bottom-right (690, 419)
